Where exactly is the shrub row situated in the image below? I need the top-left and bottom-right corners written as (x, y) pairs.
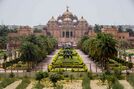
top-left (49, 67), bottom-right (88, 72)
top-left (51, 64), bottom-right (85, 68)
top-left (2, 58), bottom-right (21, 68)
top-left (112, 57), bottom-right (133, 69)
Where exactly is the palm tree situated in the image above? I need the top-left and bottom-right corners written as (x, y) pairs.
top-left (19, 41), bottom-right (40, 71)
top-left (89, 33), bottom-right (117, 70)
top-left (97, 33), bottom-right (117, 70)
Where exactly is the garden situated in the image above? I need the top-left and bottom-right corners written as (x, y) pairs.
top-left (0, 71), bottom-right (134, 89)
top-left (48, 46), bottom-right (88, 72)
top-left (77, 33), bottom-right (133, 72)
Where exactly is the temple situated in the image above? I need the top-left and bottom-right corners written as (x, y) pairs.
top-left (46, 7), bottom-right (92, 46)
top-left (8, 7), bottom-right (134, 48)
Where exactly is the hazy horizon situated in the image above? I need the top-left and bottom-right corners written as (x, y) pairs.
top-left (0, 0), bottom-right (134, 26)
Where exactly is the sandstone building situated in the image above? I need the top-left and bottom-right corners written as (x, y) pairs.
top-left (8, 8), bottom-right (134, 48)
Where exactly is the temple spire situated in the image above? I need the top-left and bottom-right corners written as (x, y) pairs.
top-left (66, 6), bottom-right (69, 11)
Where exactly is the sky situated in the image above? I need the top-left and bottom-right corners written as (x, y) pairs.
top-left (0, 0), bottom-right (134, 26)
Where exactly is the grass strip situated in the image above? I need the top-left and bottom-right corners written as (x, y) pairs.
top-left (0, 78), bottom-right (16, 89)
top-left (16, 78), bottom-right (31, 89)
top-left (112, 80), bottom-right (124, 89)
top-left (82, 74), bottom-right (91, 89)
top-left (127, 74), bottom-right (134, 88)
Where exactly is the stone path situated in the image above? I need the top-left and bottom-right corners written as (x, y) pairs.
top-left (119, 80), bottom-right (133, 89)
top-left (76, 49), bottom-right (102, 73)
top-left (34, 49), bottom-right (59, 71)
top-left (4, 80), bottom-right (22, 89)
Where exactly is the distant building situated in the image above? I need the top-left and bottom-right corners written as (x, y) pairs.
top-left (7, 25), bottom-right (20, 30)
top-left (101, 26), bottom-right (129, 40)
top-left (101, 26), bottom-right (134, 47)
top-left (33, 25), bottom-right (45, 30)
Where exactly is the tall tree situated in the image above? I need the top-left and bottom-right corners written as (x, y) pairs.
top-left (20, 42), bottom-right (40, 70)
top-left (118, 25), bottom-right (123, 32)
top-left (126, 28), bottom-right (134, 36)
top-left (94, 24), bottom-right (101, 33)
top-left (0, 25), bottom-right (9, 49)
top-left (77, 35), bottom-right (89, 49)
top-left (96, 33), bottom-right (117, 69)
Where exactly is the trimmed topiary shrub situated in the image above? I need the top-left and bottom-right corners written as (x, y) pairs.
top-left (35, 71), bottom-right (48, 83)
top-left (49, 73), bottom-right (63, 87)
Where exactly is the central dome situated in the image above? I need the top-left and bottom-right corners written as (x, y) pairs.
top-left (62, 7), bottom-right (73, 19)
top-left (63, 9), bottom-right (73, 16)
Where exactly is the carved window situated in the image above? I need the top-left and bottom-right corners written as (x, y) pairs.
top-left (70, 31), bottom-right (73, 37)
top-left (62, 31), bottom-right (65, 37)
top-left (66, 31), bottom-right (69, 38)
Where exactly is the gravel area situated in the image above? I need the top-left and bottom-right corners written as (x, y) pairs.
top-left (63, 80), bottom-right (82, 89)
top-left (119, 80), bottom-right (133, 89)
top-left (90, 80), bottom-right (107, 89)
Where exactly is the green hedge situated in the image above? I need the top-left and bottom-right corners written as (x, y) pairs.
top-left (3, 58), bottom-right (21, 68)
top-left (112, 57), bottom-right (133, 69)
top-left (49, 67), bottom-right (87, 72)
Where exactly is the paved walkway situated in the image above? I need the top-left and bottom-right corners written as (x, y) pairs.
top-left (76, 49), bottom-right (102, 73)
top-left (34, 49), bottom-right (59, 71)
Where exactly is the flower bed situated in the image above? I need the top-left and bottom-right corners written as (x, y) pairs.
top-left (48, 48), bottom-right (87, 72)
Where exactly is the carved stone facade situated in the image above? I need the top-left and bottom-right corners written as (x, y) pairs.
top-left (46, 8), bottom-right (91, 46)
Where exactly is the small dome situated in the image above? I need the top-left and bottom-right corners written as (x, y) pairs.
top-left (79, 16), bottom-right (86, 22)
top-left (49, 16), bottom-right (56, 22)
